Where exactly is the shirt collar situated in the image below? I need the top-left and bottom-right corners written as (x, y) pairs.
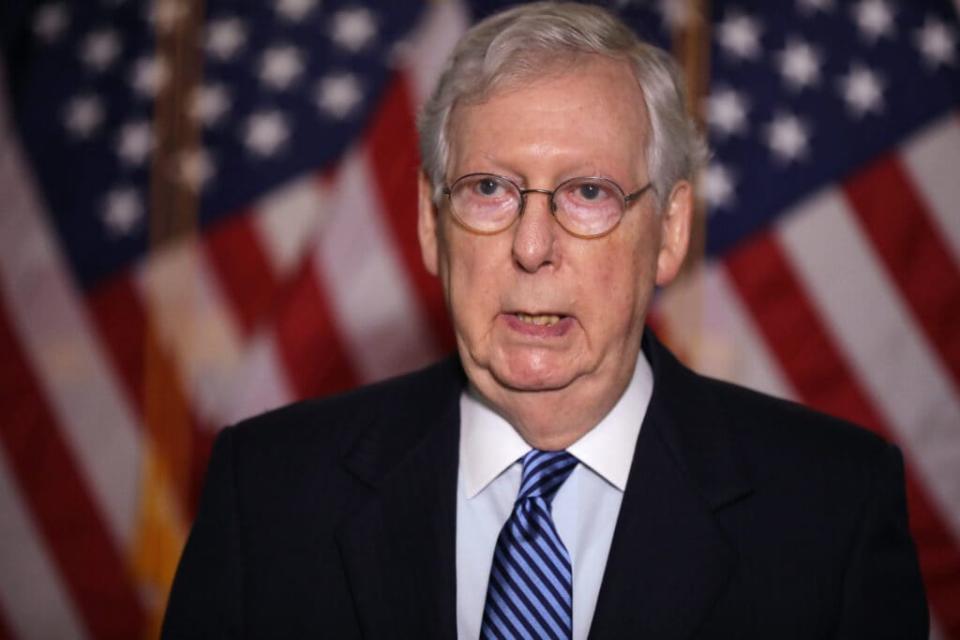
top-left (459, 351), bottom-right (653, 497)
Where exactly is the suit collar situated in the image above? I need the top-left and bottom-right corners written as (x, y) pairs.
top-left (336, 357), bottom-right (464, 639)
top-left (588, 331), bottom-right (753, 639)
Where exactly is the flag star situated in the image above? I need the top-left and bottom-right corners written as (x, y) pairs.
top-left (717, 10), bottom-right (763, 61)
top-left (701, 162), bottom-right (737, 210)
top-left (130, 56), bottom-right (170, 98)
top-left (851, 0), bottom-right (895, 43)
top-left (150, 0), bottom-right (188, 33)
top-left (116, 121), bottom-right (153, 166)
top-left (656, 0), bottom-right (697, 30)
top-left (330, 8), bottom-right (378, 53)
top-left (796, 0), bottom-right (834, 14)
top-left (191, 84), bottom-right (231, 126)
top-left (206, 17), bottom-right (247, 61)
top-left (316, 73), bottom-right (363, 119)
top-left (777, 38), bottom-right (822, 91)
top-left (63, 95), bottom-right (105, 139)
top-left (243, 111), bottom-right (289, 157)
top-left (838, 64), bottom-right (885, 117)
top-left (764, 112), bottom-right (810, 163)
top-left (178, 149), bottom-right (215, 192)
top-left (80, 29), bottom-right (122, 73)
top-left (33, 3), bottom-right (69, 43)
top-left (706, 87), bottom-right (749, 137)
top-left (102, 187), bottom-right (144, 237)
top-left (914, 17), bottom-right (956, 68)
top-left (258, 45), bottom-right (305, 91)
top-left (275, 0), bottom-right (319, 22)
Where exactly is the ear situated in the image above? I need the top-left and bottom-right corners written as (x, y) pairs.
top-left (418, 170), bottom-right (440, 276)
top-left (654, 180), bottom-right (693, 287)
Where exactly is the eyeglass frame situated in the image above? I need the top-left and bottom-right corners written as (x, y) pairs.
top-left (440, 172), bottom-right (654, 239)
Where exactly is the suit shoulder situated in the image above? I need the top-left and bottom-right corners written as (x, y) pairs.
top-left (698, 373), bottom-right (891, 467)
top-left (227, 356), bottom-right (463, 455)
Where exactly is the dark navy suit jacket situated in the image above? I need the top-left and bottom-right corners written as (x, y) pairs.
top-left (162, 332), bottom-right (928, 638)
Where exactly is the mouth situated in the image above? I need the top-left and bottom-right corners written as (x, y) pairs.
top-left (514, 312), bottom-right (564, 326)
top-left (502, 310), bottom-right (573, 337)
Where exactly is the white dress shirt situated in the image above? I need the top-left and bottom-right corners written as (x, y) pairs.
top-left (456, 354), bottom-right (653, 639)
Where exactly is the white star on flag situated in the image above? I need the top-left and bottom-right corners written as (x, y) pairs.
top-left (851, 0), bottom-right (895, 42)
top-left (259, 45), bottom-right (306, 91)
top-left (115, 121), bottom-right (153, 166)
top-left (101, 187), bottom-right (143, 237)
top-left (330, 8), bottom-right (378, 53)
top-left (914, 17), bottom-right (957, 69)
top-left (777, 38), bottom-right (823, 91)
top-left (316, 73), bottom-right (364, 119)
top-left (701, 162), bottom-right (737, 210)
top-left (764, 111), bottom-right (811, 163)
top-left (244, 111), bottom-right (290, 157)
top-left (838, 63), bottom-right (885, 117)
top-left (275, 0), bottom-right (319, 23)
top-left (80, 30), bottom-right (122, 73)
top-left (206, 17), bottom-right (247, 62)
top-left (796, 0), bottom-right (835, 15)
top-left (717, 10), bottom-right (763, 60)
top-left (129, 56), bottom-right (169, 98)
top-left (707, 87), bottom-right (750, 137)
top-left (33, 3), bottom-right (70, 44)
top-left (191, 84), bottom-right (231, 127)
top-left (63, 94), bottom-right (105, 139)
top-left (178, 149), bottom-right (215, 193)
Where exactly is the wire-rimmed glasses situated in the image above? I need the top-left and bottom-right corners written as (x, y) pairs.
top-left (442, 173), bottom-right (653, 238)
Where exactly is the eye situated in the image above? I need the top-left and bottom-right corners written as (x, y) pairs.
top-left (477, 178), bottom-right (501, 196)
top-left (578, 182), bottom-right (603, 200)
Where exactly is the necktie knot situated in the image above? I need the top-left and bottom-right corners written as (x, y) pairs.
top-left (518, 449), bottom-right (578, 504)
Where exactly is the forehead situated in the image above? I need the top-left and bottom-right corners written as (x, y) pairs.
top-left (446, 55), bottom-right (650, 181)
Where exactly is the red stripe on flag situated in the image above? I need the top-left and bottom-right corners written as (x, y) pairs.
top-left (0, 602), bottom-right (13, 640)
top-left (0, 299), bottom-right (146, 639)
top-left (364, 72), bottom-right (455, 352)
top-left (725, 232), bottom-right (960, 636)
top-left (843, 154), bottom-right (960, 391)
top-left (205, 213), bottom-right (280, 336)
top-left (273, 262), bottom-right (358, 399)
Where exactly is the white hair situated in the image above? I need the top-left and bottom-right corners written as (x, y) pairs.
top-left (417, 1), bottom-right (707, 211)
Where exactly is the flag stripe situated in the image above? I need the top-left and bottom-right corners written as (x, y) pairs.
top-left (205, 213), bottom-right (281, 337)
top-left (365, 73), bottom-right (455, 352)
top-left (0, 128), bottom-right (142, 550)
top-left (217, 333), bottom-right (295, 426)
top-left (252, 172), bottom-right (331, 278)
top-left (0, 295), bottom-right (145, 639)
top-left (900, 113), bottom-right (960, 263)
top-left (400, 0), bottom-right (470, 106)
top-left (779, 189), bottom-right (960, 539)
top-left (843, 154), bottom-right (960, 393)
top-left (0, 446), bottom-right (87, 640)
top-left (317, 149), bottom-right (439, 382)
top-left (724, 229), bottom-right (960, 635)
top-left (701, 265), bottom-right (796, 401)
top-left (135, 241), bottom-right (246, 426)
top-left (273, 262), bottom-right (359, 398)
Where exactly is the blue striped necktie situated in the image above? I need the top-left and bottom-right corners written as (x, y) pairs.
top-left (481, 449), bottom-right (579, 640)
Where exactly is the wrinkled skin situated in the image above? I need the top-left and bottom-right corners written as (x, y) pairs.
top-left (418, 55), bottom-right (692, 449)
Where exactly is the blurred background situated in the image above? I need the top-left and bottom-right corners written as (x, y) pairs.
top-left (0, 0), bottom-right (958, 637)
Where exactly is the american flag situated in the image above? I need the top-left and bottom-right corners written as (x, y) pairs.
top-left (0, 0), bottom-right (957, 637)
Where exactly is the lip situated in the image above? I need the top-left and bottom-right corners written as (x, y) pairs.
top-left (500, 312), bottom-right (574, 338)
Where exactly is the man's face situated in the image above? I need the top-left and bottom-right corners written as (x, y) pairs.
top-left (419, 55), bottom-right (691, 410)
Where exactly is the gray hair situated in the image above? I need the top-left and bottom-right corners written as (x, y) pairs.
top-left (417, 1), bottom-right (707, 211)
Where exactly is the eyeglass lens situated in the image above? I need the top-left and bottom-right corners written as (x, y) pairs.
top-left (448, 174), bottom-right (626, 237)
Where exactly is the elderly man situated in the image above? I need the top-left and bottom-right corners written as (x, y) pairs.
top-left (163, 3), bottom-right (927, 639)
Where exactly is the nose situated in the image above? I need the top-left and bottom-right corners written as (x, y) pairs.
top-left (511, 190), bottom-right (558, 273)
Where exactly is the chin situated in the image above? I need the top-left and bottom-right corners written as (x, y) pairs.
top-left (488, 353), bottom-right (579, 393)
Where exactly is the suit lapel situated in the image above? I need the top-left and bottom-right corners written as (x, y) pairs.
top-left (335, 360), bottom-right (463, 639)
top-left (589, 333), bottom-right (753, 640)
